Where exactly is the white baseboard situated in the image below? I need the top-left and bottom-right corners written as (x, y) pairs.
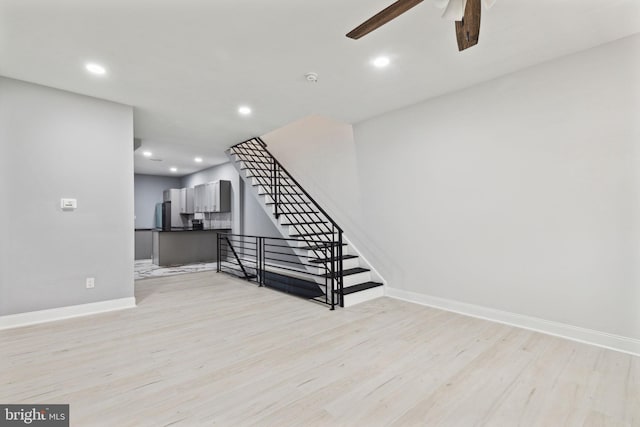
top-left (386, 287), bottom-right (640, 357)
top-left (0, 297), bottom-right (137, 330)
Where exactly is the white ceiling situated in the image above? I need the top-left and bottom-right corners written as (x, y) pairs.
top-left (1, 0), bottom-right (639, 176)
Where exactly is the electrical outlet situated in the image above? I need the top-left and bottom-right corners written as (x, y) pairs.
top-left (86, 277), bottom-right (95, 289)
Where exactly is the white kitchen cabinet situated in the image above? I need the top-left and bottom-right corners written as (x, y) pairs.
top-left (180, 187), bottom-right (194, 214)
top-left (194, 180), bottom-right (231, 213)
top-left (206, 182), bottom-right (217, 212)
top-left (194, 184), bottom-right (206, 213)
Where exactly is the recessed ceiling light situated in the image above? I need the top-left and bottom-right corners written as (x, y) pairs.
top-left (238, 106), bottom-right (252, 116)
top-left (194, 157), bottom-right (203, 163)
top-left (372, 56), bottom-right (391, 68)
top-left (170, 167), bottom-right (177, 173)
top-left (85, 63), bottom-right (107, 75)
top-left (142, 151), bottom-right (152, 157)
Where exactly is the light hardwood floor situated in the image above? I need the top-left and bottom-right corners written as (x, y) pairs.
top-left (1, 272), bottom-right (638, 426)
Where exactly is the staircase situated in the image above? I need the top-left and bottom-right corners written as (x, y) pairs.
top-left (224, 137), bottom-right (384, 308)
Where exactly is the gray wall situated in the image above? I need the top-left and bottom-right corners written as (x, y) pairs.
top-left (134, 174), bottom-right (182, 229)
top-left (264, 35), bottom-right (640, 341)
top-left (241, 179), bottom-right (286, 238)
top-left (0, 91), bottom-right (7, 305)
top-left (0, 77), bottom-right (135, 316)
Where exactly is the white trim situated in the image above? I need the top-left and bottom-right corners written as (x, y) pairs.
top-left (386, 287), bottom-right (640, 357)
top-left (0, 297), bottom-right (137, 330)
top-left (343, 285), bottom-right (385, 307)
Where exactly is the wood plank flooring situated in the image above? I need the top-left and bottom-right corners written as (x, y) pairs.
top-left (1, 272), bottom-right (638, 426)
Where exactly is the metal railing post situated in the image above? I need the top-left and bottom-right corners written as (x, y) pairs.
top-left (338, 230), bottom-right (344, 308)
top-left (330, 239), bottom-right (336, 310)
top-left (257, 236), bottom-right (263, 287)
top-left (272, 160), bottom-right (279, 218)
top-left (217, 234), bottom-right (221, 272)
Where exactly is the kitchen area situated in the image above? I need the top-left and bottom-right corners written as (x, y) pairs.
top-left (153, 180), bottom-right (231, 266)
top-left (134, 169), bottom-right (237, 279)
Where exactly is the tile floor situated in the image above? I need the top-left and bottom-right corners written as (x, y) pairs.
top-left (134, 258), bottom-right (217, 280)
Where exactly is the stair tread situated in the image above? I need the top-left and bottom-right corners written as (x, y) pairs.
top-left (241, 167), bottom-right (291, 174)
top-left (252, 183), bottom-right (298, 187)
top-left (303, 243), bottom-right (348, 250)
top-left (282, 221), bottom-right (328, 226)
top-left (309, 254), bottom-right (358, 264)
top-left (282, 212), bottom-right (324, 216)
top-left (265, 201), bottom-right (312, 205)
top-left (262, 192), bottom-right (305, 196)
top-left (335, 281), bottom-right (384, 295)
top-left (233, 153), bottom-right (271, 160)
top-left (290, 231), bottom-right (334, 236)
top-left (324, 267), bottom-right (370, 278)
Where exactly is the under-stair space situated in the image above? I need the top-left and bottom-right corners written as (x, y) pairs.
top-left (219, 137), bottom-right (384, 308)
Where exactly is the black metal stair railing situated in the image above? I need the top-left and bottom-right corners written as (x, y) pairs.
top-left (228, 137), bottom-right (344, 307)
top-left (217, 233), bottom-right (342, 309)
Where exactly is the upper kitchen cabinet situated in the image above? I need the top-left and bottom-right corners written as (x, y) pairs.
top-left (194, 180), bottom-right (231, 213)
top-left (180, 187), bottom-right (194, 214)
top-left (214, 180), bottom-right (231, 212)
top-left (194, 184), bottom-right (205, 213)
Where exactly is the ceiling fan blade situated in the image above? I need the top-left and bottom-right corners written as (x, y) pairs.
top-left (346, 0), bottom-right (424, 40)
top-left (441, 0), bottom-right (466, 21)
top-left (455, 0), bottom-right (481, 51)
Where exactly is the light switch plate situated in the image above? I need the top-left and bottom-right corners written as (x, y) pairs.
top-left (61, 198), bottom-right (77, 210)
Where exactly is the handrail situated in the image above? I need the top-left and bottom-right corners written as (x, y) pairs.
top-left (217, 232), bottom-right (338, 309)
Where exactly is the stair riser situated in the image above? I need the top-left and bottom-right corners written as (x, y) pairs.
top-left (271, 205), bottom-right (325, 219)
top-left (343, 271), bottom-right (371, 287)
top-left (257, 186), bottom-right (301, 196)
top-left (291, 237), bottom-right (336, 248)
top-left (292, 246), bottom-right (353, 258)
top-left (307, 271), bottom-right (371, 287)
top-left (251, 178), bottom-right (298, 191)
top-left (287, 224), bottom-right (338, 241)
top-left (264, 195), bottom-right (309, 205)
top-left (306, 257), bottom-right (360, 273)
top-left (279, 214), bottom-right (328, 226)
top-left (232, 154), bottom-right (272, 166)
top-left (287, 224), bottom-right (338, 237)
top-left (343, 285), bottom-right (385, 307)
top-left (245, 169), bottom-right (291, 181)
top-left (287, 224), bottom-right (334, 235)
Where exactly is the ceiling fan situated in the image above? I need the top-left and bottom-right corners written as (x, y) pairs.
top-left (346, 0), bottom-right (497, 51)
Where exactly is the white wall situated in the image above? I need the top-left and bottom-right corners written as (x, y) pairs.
top-left (262, 35), bottom-right (640, 343)
top-left (0, 77), bottom-right (135, 316)
top-left (134, 174), bottom-right (182, 229)
top-left (263, 115), bottom-right (365, 239)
